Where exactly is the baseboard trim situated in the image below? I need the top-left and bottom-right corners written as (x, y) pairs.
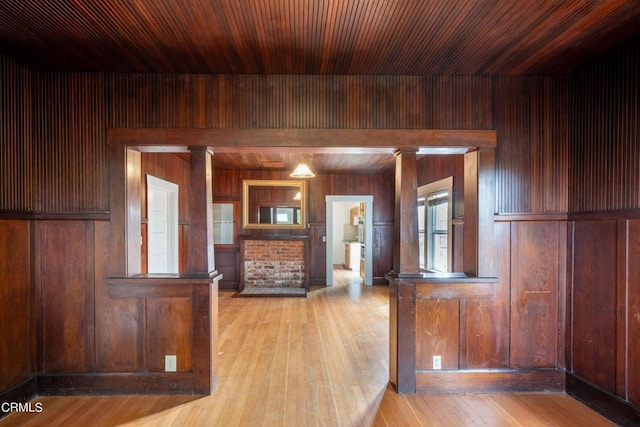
top-left (37, 372), bottom-right (203, 396)
top-left (0, 377), bottom-right (37, 418)
top-left (416, 369), bottom-right (564, 394)
top-left (566, 373), bottom-right (640, 427)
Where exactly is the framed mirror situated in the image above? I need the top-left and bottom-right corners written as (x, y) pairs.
top-left (242, 179), bottom-right (307, 229)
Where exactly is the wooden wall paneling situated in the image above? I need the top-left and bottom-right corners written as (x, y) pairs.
top-left (569, 37), bottom-right (640, 212)
top-left (146, 298), bottom-right (193, 372)
top-left (415, 299), bottom-right (460, 371)
top-left (308, 224), bottom-right (326, 285)
top-left (214, 246), bottom-right (238, 290)
top-left (32, 73), bottom-right (108, 213)
top-left (40, 221), bottom-right (94, 373)
top-left (557, 220), bottom-right (567, 371)
top-left (616, 219), bottom-right (629, 400)
top-left (108, 74), bottom-right (221, 128)
top-left (372, 224), bottom-right (393, 283)
top-left (461, 221), bottom-right (510, 369)
top-left (571, 220), bottom-right (617, 393)
top-left (0, 55), bottom-right (32, 212)
top-left (510, 221), bottom-right (559, 369)
top-left (626, 219), bottom-right (640, 406)
top-left (0, 220), bottom-right (32, 389)
top-left (463, 151), bottom-right (478, 275)
top-left (218, 75), bottom-right (493, 130)
top-left (2, 71), bottom-right (561, 219)
top-left (141, 222), bottom-right (148, 273)
top-left (494, 76), bottom-right (569, 215)
top-left (96, 146), bottom-right (143, 372)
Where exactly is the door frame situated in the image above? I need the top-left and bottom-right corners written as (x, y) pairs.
top-left (325, 195), bottom-right (373, 286)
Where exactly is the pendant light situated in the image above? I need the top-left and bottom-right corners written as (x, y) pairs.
top-left (290, 162), bottom-right (315, 178)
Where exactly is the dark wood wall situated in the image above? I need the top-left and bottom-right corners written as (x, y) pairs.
top-left (566, 35), bottom-right (640, 422)
top-left (1, 50), bottom-right (573, 399)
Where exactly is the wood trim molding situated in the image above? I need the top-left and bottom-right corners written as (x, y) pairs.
top-left (416, 369), bottom-right (565, 394)
top-left (0, 211), bottom-right (110, 221)
top-left (568, 209), bottom-right (640, 221)
top-left (567, 372), bottom-right (640, 426)
top-left (415, 281), bottom-right (495, 300)
top-left (107, 128), bottom-right (497, 149)
top-left (107, 273), bottom-right (221, 298)
top-left (37, 373), bottom-right (197, 395)
top-left (495, 213), bottom-right (568, 222)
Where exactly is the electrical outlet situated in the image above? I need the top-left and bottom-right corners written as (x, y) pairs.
top-left (432, 355), bottom-right (442, 370)
top-left (165, 355), bottom-right (177, 372)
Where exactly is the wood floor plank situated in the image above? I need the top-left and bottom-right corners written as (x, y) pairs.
top-left (0, 268), bottom-right (615, 426)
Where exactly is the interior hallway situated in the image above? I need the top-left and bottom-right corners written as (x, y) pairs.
top-left (1, 268), bottom-right (613, 426)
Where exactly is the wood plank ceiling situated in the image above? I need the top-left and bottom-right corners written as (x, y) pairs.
top-left (2, 0), bottom-right (640, 173)
top-left (2, 0), bottom-right (639, 75)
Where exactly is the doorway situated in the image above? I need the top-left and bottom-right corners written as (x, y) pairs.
top-left (325, 195), bottom-right (373, 286)
top-left (146, 174), bottom-right (179, 273)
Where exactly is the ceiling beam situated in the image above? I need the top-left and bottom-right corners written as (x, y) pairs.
top-left (107, 128), bottom-right (497, 151)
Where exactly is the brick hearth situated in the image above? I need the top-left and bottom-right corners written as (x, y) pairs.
top-left (243, 239), bottom-right (305, 288)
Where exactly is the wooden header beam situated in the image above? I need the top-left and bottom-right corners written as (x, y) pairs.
top-left (107, 128), bottom-right (496, 149)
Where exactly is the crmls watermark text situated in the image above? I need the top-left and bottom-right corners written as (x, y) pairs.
top-left (1, 401), bottom-right (44, 413)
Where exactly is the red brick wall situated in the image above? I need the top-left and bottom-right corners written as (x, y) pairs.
top-left (244, 240), bottom-right (304, 288)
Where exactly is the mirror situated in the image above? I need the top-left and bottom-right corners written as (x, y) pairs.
top-left (242, 179), bottom-right (307, 229)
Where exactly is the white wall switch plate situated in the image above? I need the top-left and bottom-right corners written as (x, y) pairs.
top-left (433, 355), bottom-right (442, 370)
top-left (165, 355), bottom-right (177, 372)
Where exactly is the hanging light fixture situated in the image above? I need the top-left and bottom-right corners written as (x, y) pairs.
top-left (290, 162), bottom-right (315, 178)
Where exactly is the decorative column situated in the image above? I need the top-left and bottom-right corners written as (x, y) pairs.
top-left (387, 147), bottom-right (419, 393)
top-left (187, 146), bottom-right (220, 394)
top-left (392, 147), bottom-right (420, 275)
top-left (187, 146), bottom-right (215, 274)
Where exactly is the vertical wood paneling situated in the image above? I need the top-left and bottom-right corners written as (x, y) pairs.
top-left (94, 221), bottom-right (142, 372)
top-left (571, 220), bottom-right (617, 393)
top-left (415, 299), bottom-right (459, 371)
top-left (462, 221), bottom-right (510, 369)
top-left (39, 221), bottom-right (94, 373)
top-left (32, 73), bottom-right (108, 212)
top-left (108, 74), bottom-right (221, 128)
top-left (494, 76), bottom-right (569, 214)
top-left (627, 219), bottom-right (640, 406)
top-left (510, 222), bottom-right (559, 368)
top-left (5, 69), bottom-right (563, 216)
top-left (570, 36), bottom-right (640, 212)
top-left (146, 298), bottom-right (193, 372)
top-left (0, 54), bottom-right (32, 211)
top-left (0, 220), bottom-right (31, 389)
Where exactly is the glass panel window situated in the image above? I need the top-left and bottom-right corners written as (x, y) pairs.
top-left (417, 177), bottom-right (453, 273)
top-left (213, 203), bottom-right (234, 244)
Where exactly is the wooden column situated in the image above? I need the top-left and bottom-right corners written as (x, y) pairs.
top-left (392, 147), bottom-right (419, 275)
top-left (388, 147), bottom-right (419, 394)
top-left (463, 148), bottom-right (496, 277)
top-left (187, 147), bottom-right (215, 274)
top-left (187, 146), bottom-right (220, 394)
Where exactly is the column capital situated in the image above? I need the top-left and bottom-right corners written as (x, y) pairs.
top-left (393, 146), bottom-right (419, 156)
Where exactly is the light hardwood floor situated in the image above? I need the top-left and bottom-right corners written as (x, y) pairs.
top-left (1, 268), bottom-right (614, 426)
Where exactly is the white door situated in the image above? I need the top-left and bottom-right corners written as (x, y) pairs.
top-left (147, 175), bottom-right (179, 273)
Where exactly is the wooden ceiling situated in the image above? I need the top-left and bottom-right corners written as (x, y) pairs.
top-left (1, 1), bottom-right (640, 75)
top-left (3, 1), bottom-right (639, 174)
